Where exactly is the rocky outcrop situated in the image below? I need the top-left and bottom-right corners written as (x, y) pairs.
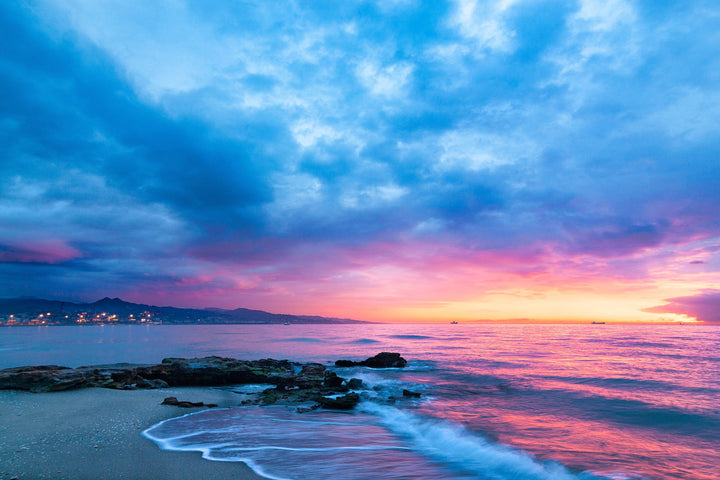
top-left (148, 357), bottom-right (294, 386)
top-left (316, 393), bottom-right (360, 410)
top-left (161, 396), bottom-right (218, 408)
top-left (335, 352), bottom-right (407, 369)
top-left (347, 378), bottom-right (363, 389)
top-left (0, 357), bottom-right (294, 393)
top-left (254, 362), bottom-right (359, 408)
top-left (0, 353), bottom-right (402, 412)
top-left (0, 365), bottom-right (98, 393)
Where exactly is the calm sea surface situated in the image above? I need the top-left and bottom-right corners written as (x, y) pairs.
top-left (2, 324), bottom-right (718, 480)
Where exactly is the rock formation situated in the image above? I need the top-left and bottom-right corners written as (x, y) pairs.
top-left (0, 357), bottom-right (294, 393)
top-left (335, 352), bottom-right (407, 368)
top-left (0, 352), bottom-right (407, 411)
top-left (161, 396), bottom-right (218, 408)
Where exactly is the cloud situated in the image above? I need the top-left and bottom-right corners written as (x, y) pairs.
top-left (1, 1), bottom-right (719, 319)
top-left (448, 0), bottom-right (521, 54)
top-left (0, 241), bottom-right (81, 264)
top-left (0, 2), bottom-right (270, 226)
top-left (356, 60), bottom-right (415, 98)
top-left (644, 290), bottom-right (720, 323)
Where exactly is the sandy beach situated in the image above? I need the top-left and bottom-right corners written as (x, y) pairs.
top-left (0, 387), bottom-right (268, 480)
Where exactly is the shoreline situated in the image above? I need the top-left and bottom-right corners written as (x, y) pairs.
top-left (0, 387), bottom-right (268, 480)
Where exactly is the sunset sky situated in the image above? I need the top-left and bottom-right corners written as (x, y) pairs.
top-left (1, 1), bottom-right (718, 323)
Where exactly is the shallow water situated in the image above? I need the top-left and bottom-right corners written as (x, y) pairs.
top-left (3, 323), bottom-right (719, 479)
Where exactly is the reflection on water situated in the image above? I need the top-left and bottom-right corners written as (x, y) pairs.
top-left (3, 323), bottom-right (719, 479)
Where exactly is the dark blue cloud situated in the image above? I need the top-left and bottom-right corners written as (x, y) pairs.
top-left (0, 2), bottom-right (270, 225)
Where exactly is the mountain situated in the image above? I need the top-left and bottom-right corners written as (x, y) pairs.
top-left (0, 297), bottom-right (366, 325)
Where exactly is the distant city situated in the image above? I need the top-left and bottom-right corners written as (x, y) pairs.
top-left (0, 297), bottom-right (365, 326)
top-left (3, 310), bottom-right (158, 326)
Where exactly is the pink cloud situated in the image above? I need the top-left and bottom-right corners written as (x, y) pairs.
top-left (0, 240), bottom-right (81, 264)
top-left (644, 290), bottom-right (720, 323)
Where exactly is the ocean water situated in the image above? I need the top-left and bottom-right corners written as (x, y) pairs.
top-left (2, 323), bottom-right (718, 479)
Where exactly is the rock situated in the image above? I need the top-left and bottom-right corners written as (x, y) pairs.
top-left (335, 352), bottom-right (407, 369)
top-left (292, 364), bottom-right (328, 390)
top-left (134, 376), bottom-right (168, 389)
top-left (258, 387), bottom-right (321, 406)
top-left (161, 396), bottom-right (217, 408)
top-left (0, 356), bottom-right (350, 399)
top-left (334, 360), bottom-right (356, 367)
top-left (0, 365), bottom-right (97, 392)
top-left (299, 363), bottom-right (326, 376)
top-left (147, 378), bottom-right (170, 389)
top-left (316, 393), bottom-right (360, 410)
top-left (273, 364), bottom-right (351, 395)
top-left (323, 371), bottom-right (345, 389)
top-left (152, 357), bottom-right (295, 386)
top-left (296, 405), bottom-right (320, 413)
top-left (347, 378), bottom-right (363, 390)
top-left (402, 389), bottom-right (421, 398)
top-left (362, 352), bottom-right (407, 368)
top-left (275, 376), bottom-right (296, 391)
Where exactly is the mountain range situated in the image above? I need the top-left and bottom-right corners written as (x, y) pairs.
top-left (0, 297), bottom-right (366, 325)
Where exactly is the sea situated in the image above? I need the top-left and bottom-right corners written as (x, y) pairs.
top-left (1, 323), bottom-right (718, 480)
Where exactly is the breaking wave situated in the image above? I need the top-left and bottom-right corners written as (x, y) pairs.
top-left (144, 403), bottom-right (609, 480)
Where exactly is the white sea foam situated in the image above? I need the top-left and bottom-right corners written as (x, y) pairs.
top-left (359, 402), bottom-right (605, 480)
top-left (143, 404), bottom-right (608, 480)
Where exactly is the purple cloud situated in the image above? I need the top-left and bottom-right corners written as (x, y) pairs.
top-left (645, 291), bottom-right (720, 324)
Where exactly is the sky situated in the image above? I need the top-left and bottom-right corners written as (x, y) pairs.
top-left (1, 0), bottom-right (719, 323)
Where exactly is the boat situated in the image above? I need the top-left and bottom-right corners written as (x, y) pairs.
top-left (450, 321), bottom-right (458, 324)
top-left (591, 321), bottom-right (606, 324)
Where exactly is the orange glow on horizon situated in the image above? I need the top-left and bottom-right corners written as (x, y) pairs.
top-left (122, 238), bottom-right (720, 324)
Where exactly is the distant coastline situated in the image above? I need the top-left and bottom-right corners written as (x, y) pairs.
top-left (0, 297), bottom-right (367, 326)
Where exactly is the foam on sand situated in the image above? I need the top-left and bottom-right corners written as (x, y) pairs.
top-left (143, 402), bottom-right (612, 480)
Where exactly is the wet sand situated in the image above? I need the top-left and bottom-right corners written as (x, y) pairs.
top-left (0, 387), bottom-right (268, 480)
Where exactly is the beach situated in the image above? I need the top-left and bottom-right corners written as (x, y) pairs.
top-left (0, 387), bottom-right (267, 480)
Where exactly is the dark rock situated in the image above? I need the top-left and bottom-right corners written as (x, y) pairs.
top-left (347, 378), bottom-right (363, 390)
top-left (0, 365), bottom-right (97, 392)
top-left (296, 405), bottom-right (320, 413)
top-left (134, 376), bottom-right (168, 389)
top-left (149, 378), bottom-right (169, 389)
top-left (323, 371), bottom-right (344, 389)
top-left (161, 396), bottom-right (216, 408)
top-left (258, 387), bottom-right (322, 406)
top-left (335, 352), bottom-right (407, 369)
top-left (0, 356), bottom-right (344, 397)
top-left (151, 356), bottom-right (294, 386)
top-left (402, 389), bottom-right (421, 398)
top-left (334, 360), bottom-right (356, 367)
top-left (361, 352), bottom-right (407, 368)
top-left (276, 374), bottom-right (299, 390)
top-left (293, 364), bottom-right (328, 390)
top-left (255, 366), bottom-right (356, 406)
top-left (300, 363), bottom-right (326, 376)
top-left (316, 393), bottom-right (360, 410)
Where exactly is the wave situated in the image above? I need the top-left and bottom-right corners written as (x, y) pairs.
top-left (387, 334), bottom-right (436, 340)
top-left (504, 384), bottom-right (720, 440)
top-left (143, 403), bottom-right (610, 480)
top-left (143, 406), bottom-right (455, 479)
top-left (360, 402), bottom-right (607, 480)
top-left (541, 374), bottom-right (688, 393)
